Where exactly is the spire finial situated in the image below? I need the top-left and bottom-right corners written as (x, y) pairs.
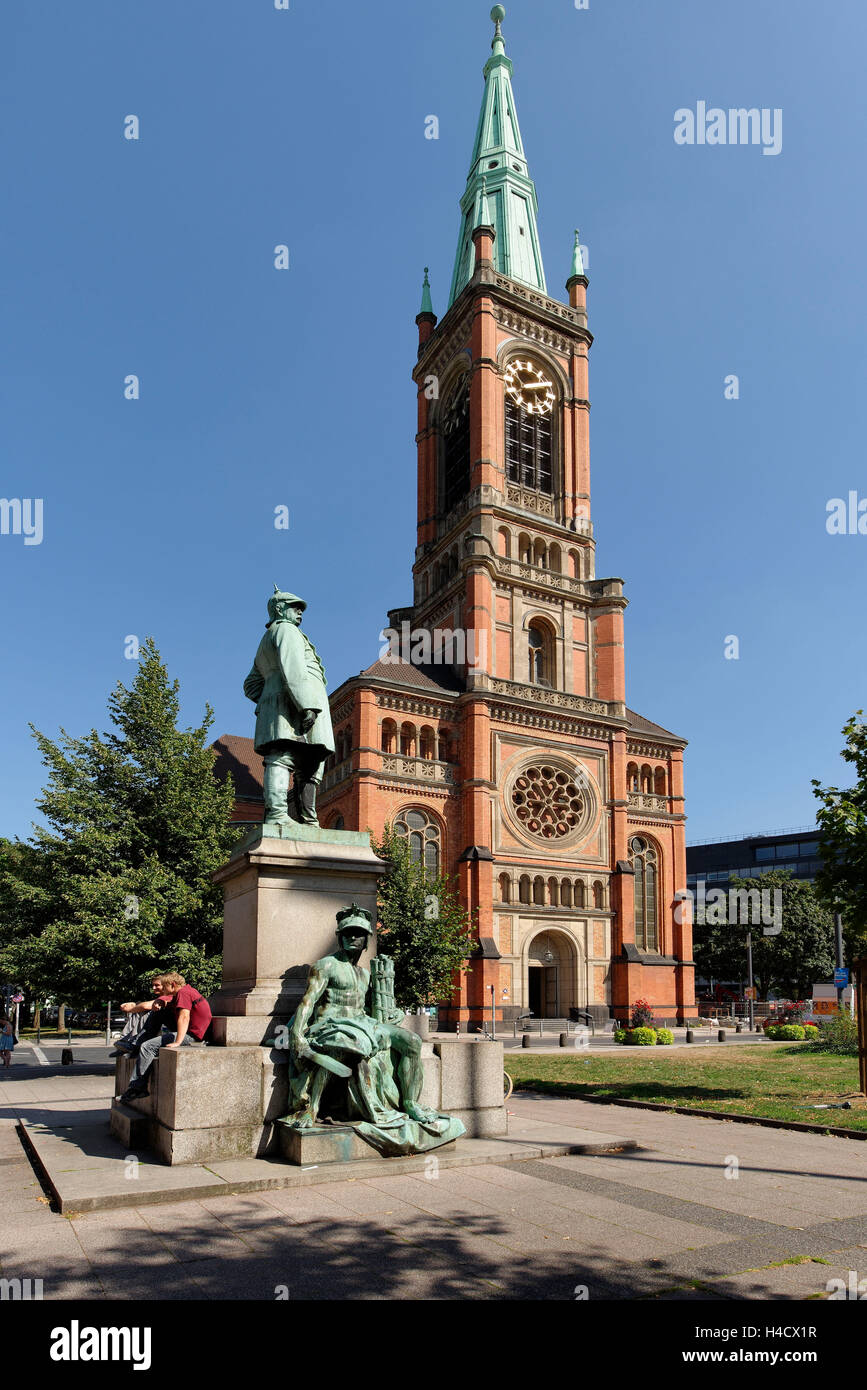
top-left (569, 228), bottom-right (585, 279)
top-left (491, 6), bottom-right (506, 54)
top-left (419, 265), bottom-right (434, 317)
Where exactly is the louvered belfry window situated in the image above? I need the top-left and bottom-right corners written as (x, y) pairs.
top-left (442, 377), bottom-right (471, 513)
top-left (506, 399), bottom-right (553, 493)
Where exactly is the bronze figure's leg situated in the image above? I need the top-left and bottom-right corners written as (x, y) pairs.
top-left (382, 1025), bottom-right (427, 1120)
top-left (263, 754), bottom-right (292, 826)
top-left (292, 751), bottom-right (324, 826)
top-left (292, 1064), bottom-right (330, 1128)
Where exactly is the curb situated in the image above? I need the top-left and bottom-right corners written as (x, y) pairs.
top-left (514, 1091), bottom-right (867, 1141)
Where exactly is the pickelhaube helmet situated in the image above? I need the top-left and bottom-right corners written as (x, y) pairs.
top-left (335, 903), bottom-right (374, 937)
top-left (267, 585), bottom-right (307, 624)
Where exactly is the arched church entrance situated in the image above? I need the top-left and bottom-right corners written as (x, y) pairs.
top-left (526, 929), bottom-right (580, 1018)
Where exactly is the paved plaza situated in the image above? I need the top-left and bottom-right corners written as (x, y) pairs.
top-left (1, 1043), bottom-right (866, 1301)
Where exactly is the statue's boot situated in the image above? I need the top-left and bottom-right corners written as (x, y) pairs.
top-left (294, 778), bottom-right (320, 826)
top-left (263, 760), bottom-right (292, 827)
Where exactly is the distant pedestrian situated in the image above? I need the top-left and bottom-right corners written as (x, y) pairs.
top-left (0, 1016), bottom-right (15, 1071)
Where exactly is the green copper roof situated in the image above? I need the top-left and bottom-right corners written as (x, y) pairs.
top-left (448, 6), bottom-right (547, 307)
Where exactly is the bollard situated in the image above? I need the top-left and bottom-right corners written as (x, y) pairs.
top-left (685, 1028), bottom-right (693, 1043)
top-left (521, 1033), bottom-right (530, 1048)
top-left (559, 1033), bottom-right (568, 1048)
top-left (718, 1028), bottom-right (726, 1042)
top-left (61, 1048), bottom-right (73, 1066)
top-left (539, 1018), bottom-right (544, 1037)
top-left (735, 1023), bottom-right (742, 1033)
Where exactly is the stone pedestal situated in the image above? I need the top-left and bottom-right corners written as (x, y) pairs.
top-left (110, 1038), bottom-right (507, 1165)
top-left (207, 825), bottom-right (386, 1046)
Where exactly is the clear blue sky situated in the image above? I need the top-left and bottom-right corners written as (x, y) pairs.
top-left (2, 0), bottom-right (865, 844)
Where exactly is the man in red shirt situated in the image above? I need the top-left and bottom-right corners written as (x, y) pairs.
top-left (118, 971), bottom-right (212, 1104)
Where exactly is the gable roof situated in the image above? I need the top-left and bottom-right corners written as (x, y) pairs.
top-left (625, 708), bottom-right (685, 743)
top-left (211, 734), bottom-right (263, 799)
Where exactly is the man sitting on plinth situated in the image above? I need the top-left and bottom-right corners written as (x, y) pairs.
top-left (281, 905), bottom-right (465, 1157)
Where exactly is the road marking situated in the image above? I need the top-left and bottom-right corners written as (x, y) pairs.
top-left (29, 1045), bottom-right (49, 1066)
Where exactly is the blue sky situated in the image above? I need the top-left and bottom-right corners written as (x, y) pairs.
top-left (1, 0), bottom-right (865, 844)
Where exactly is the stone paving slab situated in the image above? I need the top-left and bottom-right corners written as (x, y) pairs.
top-left (4, 1084), bottom-right (867, 1300)
top-left (19, 1112), bottom-right (639, 1213)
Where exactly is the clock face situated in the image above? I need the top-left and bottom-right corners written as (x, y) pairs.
top-left (504, 359), bottom-right (555, 416)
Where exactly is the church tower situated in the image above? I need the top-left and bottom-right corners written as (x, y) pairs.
top-left (318, 7), bottom-right (694, 1029)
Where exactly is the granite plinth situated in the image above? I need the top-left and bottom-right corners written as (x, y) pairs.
top-left (207, 827), bottom-right (387, 1040)
top-left (111, 1038), bottom-right (506, 1165)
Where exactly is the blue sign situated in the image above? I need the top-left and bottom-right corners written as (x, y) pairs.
top-left (834, 968), bottom-right (849, 987)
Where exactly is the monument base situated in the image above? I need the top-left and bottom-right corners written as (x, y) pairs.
top-left (207, 826), bottom-right (386, 1045)
top-left (110, 1038), bottom-right (507, 1165)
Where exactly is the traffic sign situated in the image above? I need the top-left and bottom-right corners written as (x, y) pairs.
top-left (834, 968), bottom-right (849, 988)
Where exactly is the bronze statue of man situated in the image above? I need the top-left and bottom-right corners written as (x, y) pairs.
top-left (244, 587), bottom-right (334, 828)
top-left (281, 905), bottom-right (465, 1157)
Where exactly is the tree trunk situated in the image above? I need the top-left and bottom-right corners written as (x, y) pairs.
top-left (57, 1003), bottom-right (66, 1031)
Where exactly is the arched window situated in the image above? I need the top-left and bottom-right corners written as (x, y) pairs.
top-left (330, 814), bottom-right (345, 831)
top-left (533, 538), bottom-right (547, 568)
top-left (518, 533), bottom-right (533, 564)
top-left (547, 877), bottom-right (559, 907)
top-left (574, 880), bottom-right (585, 909)
top-left (631, 836), bottom-right (659, 952)
top-left (548, 544), bottom-right (561, 574)
top-left (498, 873), bottom-right (511, 903)
top-left (381, 720), bottom-right (397, 754)
top-left (561, 879), bottom-right (572, 908)
top-left (505, 359), bottom-right (555, 494)
top-left (497, 527), bottom-right (511, 558)
top-left (437, 729), bottom-right (451, 762)
top-left (528, 621), bottom-right (553, 686)
top-left (533, 876), bottom-right (546, 906)
top-left (626, 762), bottom-right (639, 792)
top-left (442, 375), bottom-right (470, 513)
top-left (519, 875), bottom-right (531, 904)
top-left (395, 808), bottom-right (441, 877)
top-left (400, 723), bottom-right (416, 757)
top-left (419, 726), bottom-right (436, 760)
top-left (640, 764), bottom-right (652, 794)
top-left (654, 767), bottom-right (667, 796)
top-left (593, 880), bottom-right (605, 909)
top-left (569, 549), bottom-right (582, 580)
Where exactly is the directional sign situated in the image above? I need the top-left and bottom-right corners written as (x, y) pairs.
top-left (834, 968), bottom-right (849, 988)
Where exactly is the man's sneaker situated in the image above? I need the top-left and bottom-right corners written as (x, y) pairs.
top-left (118, 1084), bottom-right (149, 1105)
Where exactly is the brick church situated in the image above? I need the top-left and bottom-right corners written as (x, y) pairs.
top-left (215, 8), bottom-right (695, 1029)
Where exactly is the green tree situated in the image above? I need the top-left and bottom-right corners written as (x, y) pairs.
top-left (0, 639), bottom-right (239, 1004)
top-left (692, 870), bottom-right (836, 999)
top-left (370, 825), bottom-right (474, 1010)
top-left (812, 710), bottom-right (867, 960)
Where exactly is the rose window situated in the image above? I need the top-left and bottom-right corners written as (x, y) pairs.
top-left (511, 765), bottom-right (584, 839)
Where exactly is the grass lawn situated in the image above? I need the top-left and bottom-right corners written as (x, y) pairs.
top-left (505, 1044), bottom-right (867, 1132)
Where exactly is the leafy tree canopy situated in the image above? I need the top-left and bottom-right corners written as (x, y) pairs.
top-left (812, 710), bottom-right (867, 959)
top-left (370, 825), bottom-right (474, 1010)
top-left (692, 869), bottom-right (836, 1000)
top-left (0, 639), bottom-right (239, 1004)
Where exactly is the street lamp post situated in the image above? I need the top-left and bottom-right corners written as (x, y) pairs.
top-left (746, 932), bottom-right (755, 1032)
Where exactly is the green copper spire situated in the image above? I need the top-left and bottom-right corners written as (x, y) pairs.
top-left (569, 229), bottom-right (586, 280)
top-left (448, 6), bottom-right (547, 306)
top-left (419, 265), bottom-right (434, 316)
